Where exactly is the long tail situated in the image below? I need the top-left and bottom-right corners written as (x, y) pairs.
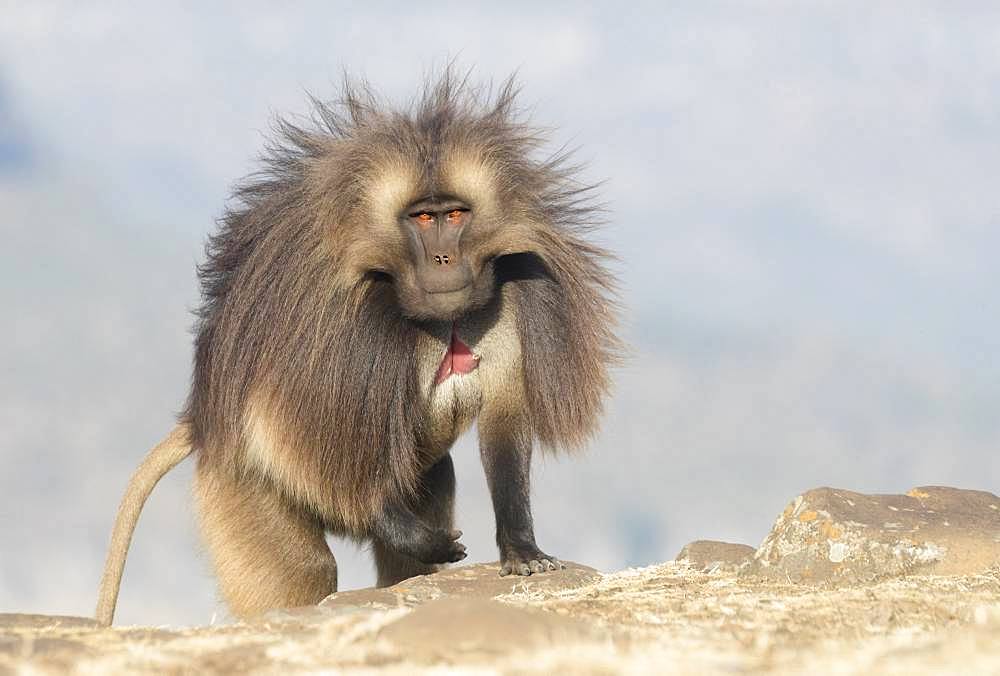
top-left (95, 424), bottom-right (193, 626)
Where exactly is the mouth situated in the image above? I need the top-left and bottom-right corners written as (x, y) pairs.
top-left (416, 283), bottom-right (475, 322)
top-left (434, 324), bottom-right (480, 385)
top-left (421, 282), bottom-right (471, 296)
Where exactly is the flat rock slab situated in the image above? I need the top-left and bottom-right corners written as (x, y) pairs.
top-left (379, 597), bottom-right (596, 661)
top-left (675, 540), bottom-right (755, 572)
top-left (746, 485), bottom-right (1000, 584)
top-left (4, 562), bottom-right (1000, 673)
top-left (0, 614), bottom-right (100, 630)
top-left (320, 560), bottom-right (601, 610)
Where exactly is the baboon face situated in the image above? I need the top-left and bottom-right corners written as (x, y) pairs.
top-left (315, 109), bottom-right (547, 322)
top-left (341, 150), bottom-right (524, 321)
top-left (392, 194), bottom-right (499, 320)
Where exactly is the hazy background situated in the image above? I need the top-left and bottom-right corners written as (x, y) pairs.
top-left (2, 2), bottom-right (999, 625)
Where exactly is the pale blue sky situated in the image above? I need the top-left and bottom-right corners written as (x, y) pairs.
top-left (2, 3), bottom-right (999, 624)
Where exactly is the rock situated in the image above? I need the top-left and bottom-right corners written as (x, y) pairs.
top-left (0, 614), bottom-right (100, 630)
top-left (4, 559), bottom-right (1000, 673)
top-left (320, 560), bottom-right (601, 610)
top-left (745, 486), bottom-right (1000, 584)
top-left (378, 597), bottom-right (595, 661)
top-left (675, 540), bottom-right (755, 572)
top-left (257, 604), bottom-right (361, 626)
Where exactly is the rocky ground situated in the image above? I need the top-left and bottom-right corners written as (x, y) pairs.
top-left (3, 485), bottom-right (1000, 675)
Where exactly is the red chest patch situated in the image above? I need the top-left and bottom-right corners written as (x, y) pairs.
top-left (434, 326), bottom-right (479, 384)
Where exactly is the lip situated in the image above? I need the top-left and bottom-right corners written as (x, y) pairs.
top-left (421, 283), bottom-right (471, 296)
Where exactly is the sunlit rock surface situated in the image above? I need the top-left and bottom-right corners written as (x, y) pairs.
top-left (4, 487), bottom-right (1000, 674)
top-left (675, 539), bottom-right (755, 572)
top-left (746, 486), bottom-right (1000, 584)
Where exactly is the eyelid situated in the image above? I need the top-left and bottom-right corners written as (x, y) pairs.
top-left (407, 208), bottom-right (469, 220)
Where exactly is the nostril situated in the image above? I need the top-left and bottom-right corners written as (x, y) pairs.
top-left (441, 255), bottom-right (450, 264)
top-left (432, 255), bottom-right (450, 265)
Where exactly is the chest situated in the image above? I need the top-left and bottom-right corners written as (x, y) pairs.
top-left (414, 295), bottom-right (523, 455)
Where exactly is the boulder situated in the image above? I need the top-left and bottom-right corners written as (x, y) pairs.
top-left (745, 486), bottom-right (1000, 584)
top-left (320, 561), bottom-right (601, 610)
top-left (675, 540), bottom-right (755, 572)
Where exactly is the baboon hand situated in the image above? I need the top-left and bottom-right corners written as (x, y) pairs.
top-left (498, 545), bottom-right (565, 577)
top-left (403, 527), bottom-right (467, 565)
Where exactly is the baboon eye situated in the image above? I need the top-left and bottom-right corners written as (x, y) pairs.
top-left (447, 210), bottom-right (464, 222)
top-left (414, 212), bottom-right (434, 227)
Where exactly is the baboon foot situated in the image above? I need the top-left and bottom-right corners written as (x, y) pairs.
top-left (498, 544), bottom-right (565, 576)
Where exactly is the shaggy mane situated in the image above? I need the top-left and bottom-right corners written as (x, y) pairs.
top-left (184, 69), bottom-right (620, 521)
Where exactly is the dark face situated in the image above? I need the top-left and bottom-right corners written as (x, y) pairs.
top-left (393, 196), bottom-right (496, 321)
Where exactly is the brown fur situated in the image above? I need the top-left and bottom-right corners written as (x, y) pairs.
top-left (95, 424), bottom-right (192, 626)
top-left (185, 72), bottom-right (617, 519)
top-left (98, 69), bottom-right (619, 624)
top-left (193, 455), bottom-right (338, 617)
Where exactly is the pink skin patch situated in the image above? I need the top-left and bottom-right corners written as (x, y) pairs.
top-left (435, 325), bottom-right (480, 385)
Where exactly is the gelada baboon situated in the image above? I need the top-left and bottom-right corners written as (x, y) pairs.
top-left (96, 71), bottom-right (618, 626)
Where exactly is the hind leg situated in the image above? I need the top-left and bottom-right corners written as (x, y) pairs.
top-left (373, 454), bottom-right (456, 587)
top-left (194, 458), bottom-right (337, 618)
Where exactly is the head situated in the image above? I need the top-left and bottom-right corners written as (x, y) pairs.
top-left (289, 73), bottom-right (578, 322)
